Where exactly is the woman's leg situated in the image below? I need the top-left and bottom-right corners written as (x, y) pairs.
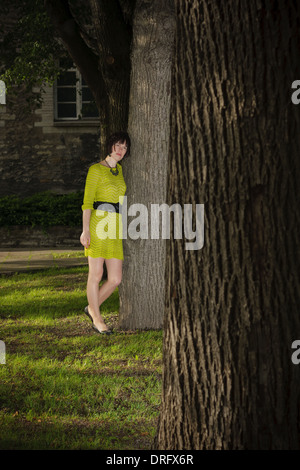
top-left (98, 258), bottom-right (123, 307)
top-left (87, 256), bottom-right (109, 331)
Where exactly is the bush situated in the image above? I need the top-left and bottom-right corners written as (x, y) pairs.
top-left (0, 191), bottom-right (84, 228)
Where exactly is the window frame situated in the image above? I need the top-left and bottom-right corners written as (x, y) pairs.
top-left (54, 64), bottom-right (99, 122)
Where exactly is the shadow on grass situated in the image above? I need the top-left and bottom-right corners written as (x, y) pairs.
top-left (0, 414), bottom-right (156, 450)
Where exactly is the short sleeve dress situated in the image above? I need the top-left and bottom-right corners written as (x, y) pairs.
top-left (81, 162), bottom-right (126, 260)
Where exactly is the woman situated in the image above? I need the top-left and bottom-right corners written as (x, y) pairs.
top-left (80, 131), bottom-right (130, 334)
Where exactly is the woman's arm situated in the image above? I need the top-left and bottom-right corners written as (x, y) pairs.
top-left (80, 209), bottom-right (91, 248)
top-left (80, 164), bottom-right (100, 249)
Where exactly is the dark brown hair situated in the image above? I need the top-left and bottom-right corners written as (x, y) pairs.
top-left (106, 131), bottom-right (131, 158)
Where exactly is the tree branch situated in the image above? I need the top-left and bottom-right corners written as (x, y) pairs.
top-left (88, 0), bottom-right (132, 77)
top-left (44, 0), bottom-right (108, 111)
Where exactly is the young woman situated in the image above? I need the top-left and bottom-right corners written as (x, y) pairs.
top-left (80, 131), bottom-right (130, 334)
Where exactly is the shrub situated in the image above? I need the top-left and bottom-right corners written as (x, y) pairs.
top-left (0, 191), bottom-right (83, 227)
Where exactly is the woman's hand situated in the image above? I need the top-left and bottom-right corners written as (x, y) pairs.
top-left (80, 230), bottom-right (91, 248)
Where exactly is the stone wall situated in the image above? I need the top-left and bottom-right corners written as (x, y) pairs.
top-left (0, 84), bottom-right (101, 197)
top-left (0, 225), bottom-right (82, 248)
top-left (0, 8), bottom-right (101, 198)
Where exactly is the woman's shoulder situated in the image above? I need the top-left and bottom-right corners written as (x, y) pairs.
top-left (87, 162), bottom-right (103, 174)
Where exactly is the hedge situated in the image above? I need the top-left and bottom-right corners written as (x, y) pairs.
top-left (0, 191), bottom-right (84, 228)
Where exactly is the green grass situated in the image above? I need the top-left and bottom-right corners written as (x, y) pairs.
top-left (51, 251), bottom-right (85, 259)
top-left (0, 266), bottom-right (163, 450)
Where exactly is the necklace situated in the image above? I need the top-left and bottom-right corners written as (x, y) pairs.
top-left (105, 158), bottom-right (119, 176)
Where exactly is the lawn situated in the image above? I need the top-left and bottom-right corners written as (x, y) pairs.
top-left (0, 266), bottom-right (163, 450)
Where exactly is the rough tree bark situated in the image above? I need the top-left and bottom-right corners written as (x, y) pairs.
top-left (118, 0), bottom-right (175, 329)
top-left (155, 0), bottom-right (300, 449)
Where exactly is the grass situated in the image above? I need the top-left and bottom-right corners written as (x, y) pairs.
top-left (51, 251), bottom-right (85, 259)
top-left (0, 266), bottom-right (163, 450)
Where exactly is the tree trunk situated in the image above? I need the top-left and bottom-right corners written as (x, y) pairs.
top-left (155, 0), bottom-right (300, 449)
top-left (118, 0), bottom-right (175, 330)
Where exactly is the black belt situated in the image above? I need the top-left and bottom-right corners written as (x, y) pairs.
top-left (93, 201), bottom-right (120, 213)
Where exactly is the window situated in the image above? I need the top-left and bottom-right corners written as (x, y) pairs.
top-left (54, 61), bottom-right (99, 121)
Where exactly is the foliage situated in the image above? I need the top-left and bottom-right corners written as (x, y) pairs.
top-left (0, 191), bottom-right (84, 228)
top-left (0, 0), bottom-right (63, 91)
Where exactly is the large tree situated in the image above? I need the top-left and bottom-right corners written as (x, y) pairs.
top-left (1, 0), bottom-right (175, 329)
top-left (119, 0), bottom-right (175, 329)
top-left (155, 0), bottom-right (300, 449)
top-left (45, 0), bottom-right (175, 330)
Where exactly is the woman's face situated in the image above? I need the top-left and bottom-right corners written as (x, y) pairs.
top-left (110, 141), bottom-right (128, 162)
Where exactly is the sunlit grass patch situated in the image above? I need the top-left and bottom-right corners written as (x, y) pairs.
top-left (0, 266), bottom-right (163, 450)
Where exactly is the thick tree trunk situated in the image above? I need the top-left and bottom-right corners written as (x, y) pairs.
top-left (155, 0), bottom-right (300, 449)
top-left (118, 0), bottom-right (175, 329)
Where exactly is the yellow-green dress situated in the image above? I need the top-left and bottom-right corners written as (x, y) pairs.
top-left (81, 162), bottom-right (126, 259)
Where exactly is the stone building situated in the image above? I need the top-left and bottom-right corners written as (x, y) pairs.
top-left (0, 5), bottom-right (103, 199)
top-left (0, 70), bottom-right (101, 197)
top-left (0, 8), bottom-right (102, 247)
top-left (0, 7), bottom-right (102, 198)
